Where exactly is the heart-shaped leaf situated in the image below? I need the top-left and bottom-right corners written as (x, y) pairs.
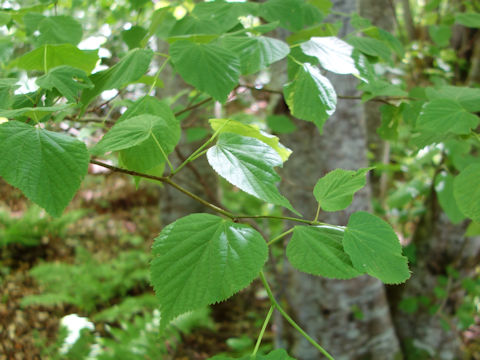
top-left (150, 213), bottom-right (268, 328)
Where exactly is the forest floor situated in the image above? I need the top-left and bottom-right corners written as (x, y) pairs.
top-left (0, 173), bottom-right (271, 360)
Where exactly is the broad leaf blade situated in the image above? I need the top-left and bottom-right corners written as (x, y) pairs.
top-left (170, 41), bottom-right (240, 102)
top-left (207, 133), bottom-right (298, 215)
top-left (417, 99), bottom-right (479, 135)
top-left (220, 35), bottom-right (290, 75)
top-left (287, 226), bottom-right (362, 279)
top-left (283, 63), bottom-right (336, 132)
top-left (209, 349), bottom-right (296, 359)
top-left (11, 44), bottom-right (99, 74)
top-left (300, 36), bottom-right (359, 76)
top-left (209, 118), bottom-right (291, 162)
top-left (92, 115), bottom-right (166, 154)
top-left (313, 168), bottom-right (372, 212)
top-left (37, 15), bottom-right (83, 46)
top-left (0, 121), bottom-right (89, 217)
top-left (81, 49), bottom-right (153, 107)
top-left (36, 66), bottom-right (93, 102)
top-left (116, 97), bottom-right (180, 172)
top-left (435, 172), bottom-right (465, 224)
top-left (150, 213), bottom-right (268, 328)
top-left (343, 212), bottom-right (410, 284)
top-left (454, 164), bottom-right (480, 222)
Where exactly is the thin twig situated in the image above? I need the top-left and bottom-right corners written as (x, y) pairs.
top-left (175, 97), bottom-right (213, 117)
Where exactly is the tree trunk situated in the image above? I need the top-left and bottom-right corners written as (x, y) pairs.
top-left (274, 1), bottom-right (402, 359)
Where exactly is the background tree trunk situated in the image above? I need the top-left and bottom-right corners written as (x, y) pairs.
top-left (273, 1), bottom-right (402, 359)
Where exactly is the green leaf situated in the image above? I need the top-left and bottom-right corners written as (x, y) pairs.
top-left (150, 213), bottom-right (268, 328)
top-left (300, 36), bottom-right (360, 76)
top-left (455, 12), bottom-right (480, 28)
top-left (170, 41), bottom-right (240, 102)
top-left (81, 49), bottom-right (153, 107)
top-left (425, 86), bottom-right (480, 112)
top-left (283, 63), bottom-right (336, 132)
top-left (287, 225), bottom-right (362, 279)
top-left (209, 118), bottom-right (291, 162)
top-left (37, 15), bottom-right (83, 46)
top-left (428, 25), bottom-right (451, 47)
top-left (0, 104), bottom-right (72, 121)
top-left (417, 100), bottom-right (479, 135)
top-left (0, 121), bottom-right (89, 217)
top-left (343, 212), bottom-right (410, 284)
top-left (313, 168), bottom-right (372, 212)
top-left (0, 11), bottom-right (11, 26)
top-left (454, 164), bottom-right (480, 222)
top-left (219, 35), bottom-right (289, 75)
top-left (348, 36), bottom-right (392, 62)
top-left (92, 114), bottom-right (170, 153)
top-left (465, 222), bottom-right (480, 237)
top-left (36, 66), bottom-right (93, 102)
top-left (209, 349), bottom-right (295, 360)
top-left (260, 0), bottom-right (321, 32)
top-left (267, 114), bottom-right (297, 134)
top-left (11, 44), bottom-right (99, 74)
top-left (207, 133), bottom-right (298, 215)
top-left (435, 172), bottom-right (465, 224)
top-left (121, 25), bottom-right (148, 49)
top-left (97, 97), bottom-right (180, 172)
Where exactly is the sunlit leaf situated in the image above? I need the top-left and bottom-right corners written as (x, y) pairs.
top-left (207, 133), bottom-right (298, 214)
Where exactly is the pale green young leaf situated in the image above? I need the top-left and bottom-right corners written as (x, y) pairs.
top-left (11, 44), bottom-right (99, 74)
top-left (283, 63), bottom-right (336, 132)
top-left (207, 133), bottom-right (298, 215)
top-left (455, 12), bottom-right (480, 28)
top-left (417, 100), bottom-right (479, 135)
top-left (434, 172), bottom-right (465, 224)
top-left (287, 226), bottom-right (362, 279)
top-left (170, 41), bottom-right (240, 103)
top-left (36, 66), bottom-right (93, 102)
top-left (150, 213), bottom-right (268, 328)
top-left (37, 15), bottom-right (83, 46)
top-left (343, 212), bottom-right (410, 284)
top-left (454, 164), bottom-right (480, 222)
top-left (0, 121), bottom-right (89, 217)
top-left (300, 36), bottom-right (359, 76)
top-left (313, 168), bottom-right (372, 212)
top-left (81, 49), bottom-right (154, 107)
top-left (209, 118), bottom-right (292, 162)
top-left (219, 36), bottom-right (290, 75)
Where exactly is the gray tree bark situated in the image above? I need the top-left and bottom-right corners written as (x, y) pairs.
top-left (274, 1), bottom-right (402, 359)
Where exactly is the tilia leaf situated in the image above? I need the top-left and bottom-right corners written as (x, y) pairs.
top-left (209, 118), bottom-right (292, 162)
top-left (0, 121), bottom-right (89, 217)
top-left (343, 212), bottom-right (410, 284)
top-left (287, 225), bottom-right (362, 279)
top-left (36, 66), bottom-right (93, 102)
top-left (150, 213), bottom-right (268, 328)
top-left (313, 167), bottom-right (372, 211)
top-left (207, 133), bottom-right (299, 215)
top-left (454, 164), bottom-right (480, 222)
top-left (283, 63), bottom-right (336, 132)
